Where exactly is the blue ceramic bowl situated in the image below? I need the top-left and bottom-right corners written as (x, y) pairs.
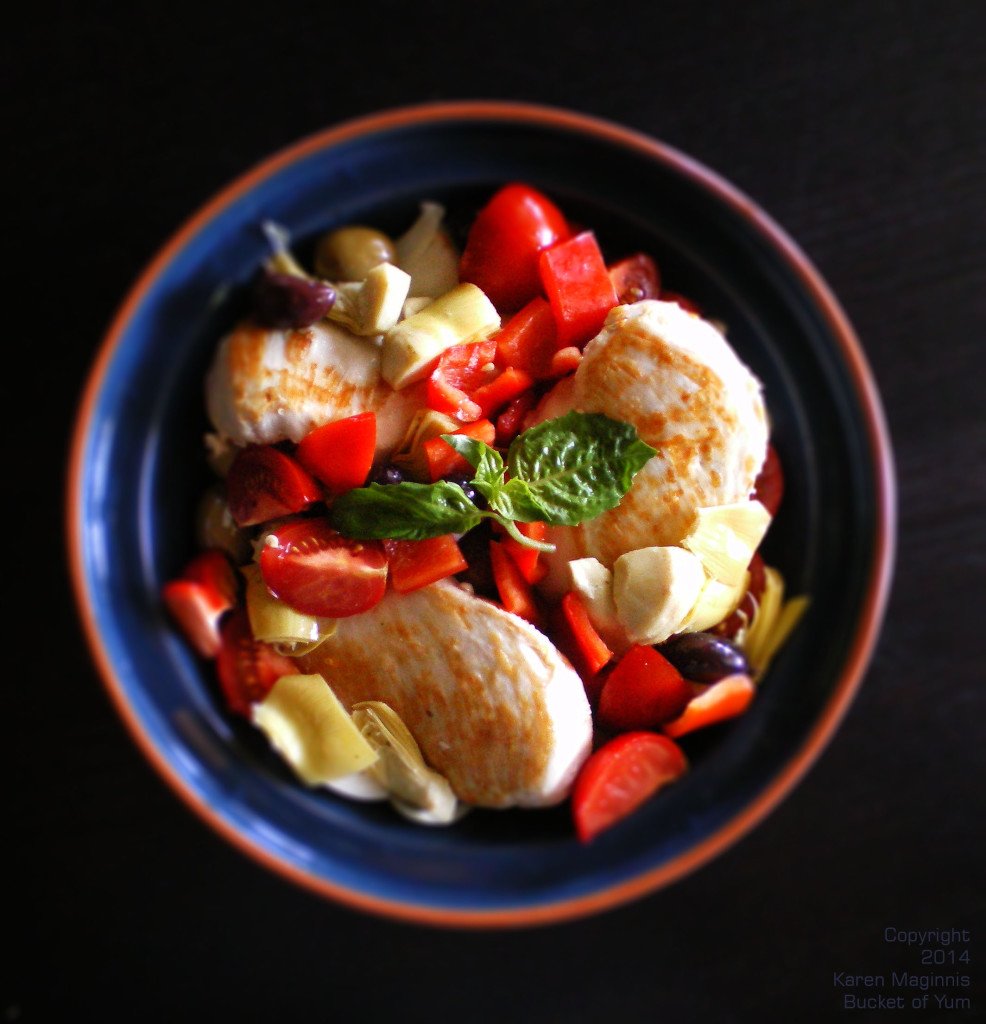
top-left (68, 101), bottom-right (895, 927)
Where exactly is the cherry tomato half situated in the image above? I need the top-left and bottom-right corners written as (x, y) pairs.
top-left (608, 253), bottom-right (661, 304)
top-left (225, 445), bottom-right (321, 527)
top-left (259, 519), bottom-right (388, 618)
top-left (572, 731), bottom-right (688, 843)
top-left (215, 607), bottom-right (296, 716)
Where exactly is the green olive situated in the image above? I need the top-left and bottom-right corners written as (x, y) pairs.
top-left (314, 226), bottom-right (397, 281)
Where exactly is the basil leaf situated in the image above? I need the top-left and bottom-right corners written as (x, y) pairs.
top-left (505, 410), bottom-right (656, 525)
top-left (440, 434), bottom-right (505, 506)
top-left (329, 481), bottom-right (482, 540)
top-left (487, 477), bottom-right (552, 523)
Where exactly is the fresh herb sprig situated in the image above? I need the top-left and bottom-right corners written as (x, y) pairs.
top-left (329, 411), bottom-right (656, 551)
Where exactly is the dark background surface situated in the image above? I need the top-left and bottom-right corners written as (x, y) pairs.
top-left (8, 1), bottom-right (984, 1021)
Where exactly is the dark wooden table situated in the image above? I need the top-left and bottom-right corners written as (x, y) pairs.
top-left (9, 1), bottom-right (984, 1020)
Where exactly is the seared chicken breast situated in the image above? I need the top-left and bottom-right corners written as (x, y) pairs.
top-left (205, 319), bottom-right (423, 458)
top-left (539, 300), bottom-right (769, 591)
top-left (296, 581), bottom-right (593, 809)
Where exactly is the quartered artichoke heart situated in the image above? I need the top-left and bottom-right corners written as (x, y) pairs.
top-left (241, 564), bottom-right (337, 656)
top-left (351, 702), bottom-right (464, 826)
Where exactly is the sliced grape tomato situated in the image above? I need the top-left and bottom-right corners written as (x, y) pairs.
top-left (226, 445), bottom-right (321, 527)
top-left (572, 731), bottom-right (688, 843)
top-left (259, 519), bottom-right (388, 618)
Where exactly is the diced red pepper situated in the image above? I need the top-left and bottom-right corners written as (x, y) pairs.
top-left (661, 674), bottom-right (756, 738)
top-left (548, 591), bottom-right (614, 705)
top-left (489, 539), bottom-right (541, 626)
top-left (423, 419), bottom-right (496, 481)
top-left (500, 520), bottom-right (548, 584)
top-left (596, 644), bottom-right (693, 733)
top-left (383, 535), bottom-right (469, 593)
top-left (559, 592), bottom-right (613, 676)
top-left (495, 389), bottom-right (539, 446)
top-left (295, 411), bottom-right (377, 494)
top-left (470, 366), bottom-right (535, 420)
top-left (539, 231), bottom-right (619, 349)
top-left (180, 549), bottom-right (239, 605)
top-left (426, 339), bottom-right (498, 422)
top-left (494, 297), bottom-right (559, 379)
top-left (459, 184), bottom-right (571, 313)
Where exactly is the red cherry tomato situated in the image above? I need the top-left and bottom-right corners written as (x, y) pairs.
top-left (572, 731), bottom-right (688, 842)
top-left (753, 443), bottom-right (785, 516)
top-left (215, 607), bottom-right (297, 716)
top-left (608, 253), bottom-right (661, 304)
top-left (459, 184), bottom-right (571, 313)
top-left (259, 519), bottom-right (388, 618)
top-left (295, 412), bottom-right (376, 495)
top-left (596, 645), bottom-right (693, 732)
top-left (225, 445), bottom-right (321, 527)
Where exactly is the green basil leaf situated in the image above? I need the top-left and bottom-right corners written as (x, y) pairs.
top-left (487, 477), bottom-right (552, 523)
top-left (505, 410), bottom-right (656, 525)
top-left (329, 481), bottom-right (482, 540)
top-left (440, 434), bottom-right (503, 482)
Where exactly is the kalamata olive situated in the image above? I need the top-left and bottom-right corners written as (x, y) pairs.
top-left (368, 463), bottom-right (406, 486)
top-left (314, 226), bottom-right (397, 281)
top-left (658, 632), bottom-right (750, 683)
top-left (253, 268), bottom-right (335, 328)
top-left (441, 471), bottom-right (487, 509)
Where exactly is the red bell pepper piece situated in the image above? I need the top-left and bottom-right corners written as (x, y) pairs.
top-left (595, 644), bottom-right (694, 733)
top-left (495, 388), bottom-right (539, 446)
top-left (559, 592), bottom-right (613, 676)
top-left (458, 184), bottom-right (571, 313)
top-left (500, 520), bottom-right (548, 584)
top-left (295, 411), bottom-right (377, 494)
top-left (539, 231), bottom-right (619, 349)
top-left (489, 539), bottom-right (541, 626)
top-left (469, 366), bottom-right (535, 420)
top-left (383, 535), bottom-right (468, 593)
top-left (662, 674), bottom-right (756, 738)
top-left (423, 418), bottom-right (496, 481)
top-left (572, 731), bottom-right (688, 842)
top-left (494, 297), bottom-right (559, 379)
top-left (425, 339), bottom-right (498, 422)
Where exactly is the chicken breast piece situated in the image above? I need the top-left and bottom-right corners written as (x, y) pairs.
top-left (539, 300), bottom-right (769, 591)
top-left (295, 581), bottom-right (593, 809)
top-left (205, 319), bottom-right (423, 458)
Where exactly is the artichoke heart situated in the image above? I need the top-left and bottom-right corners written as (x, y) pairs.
top-left (352, 701), bottom-right (461, 825)
top-left (252, 674), bottom-right (379, 785)
top-left (242, 565), bottom-right (337, 655)
top-left (682, 500), bottom-right (772, 586)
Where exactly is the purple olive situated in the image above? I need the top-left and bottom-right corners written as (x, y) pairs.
top-left (253, 268), bottom-right (336, 328)
top-left (658, 632), bottom-right (749, 683)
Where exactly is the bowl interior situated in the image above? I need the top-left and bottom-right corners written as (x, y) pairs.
top-left (72, 105), bottom-right (893, 925)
